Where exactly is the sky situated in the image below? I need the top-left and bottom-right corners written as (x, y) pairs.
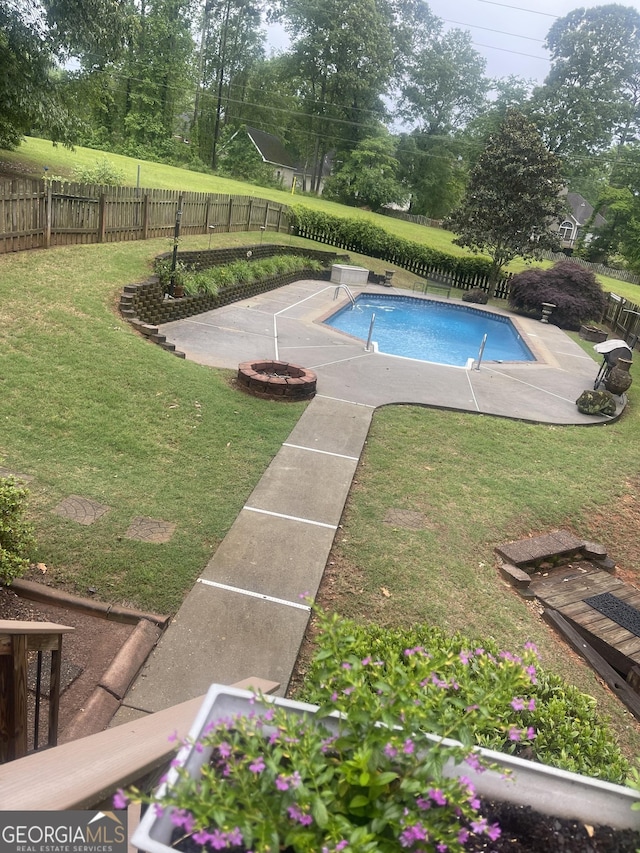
top-left (425, 0), bottom-right (640, 82)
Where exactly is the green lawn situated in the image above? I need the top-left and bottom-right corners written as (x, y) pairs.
top-left (10, 136), bottom-right (640, 304)
top-left (2, 141), bottom-right (640, 760)
top-left (0, 234), bottom-right (307, 615)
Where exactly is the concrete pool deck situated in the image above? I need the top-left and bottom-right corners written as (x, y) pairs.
top-left (114, 281), bottom-right (623, 720)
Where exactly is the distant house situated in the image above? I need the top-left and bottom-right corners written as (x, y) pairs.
top-left (243, 127), bottom-right (297, 189)
top-left (555, 192), bottom-right (606, 251)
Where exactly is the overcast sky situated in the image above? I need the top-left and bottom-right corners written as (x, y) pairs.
top-left (425, 0), bottom-right (640, 82)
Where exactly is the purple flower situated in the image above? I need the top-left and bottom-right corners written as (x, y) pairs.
top-left (361, 656), bottom-right (372, 666)
top-left (249, 756), bottom-right (265, 773)
top-left (290, 770), bottom-right (302, 788)
top-left (227, 828), bottom-right (243, 846)
top-left (341, 662), bottom-right (352, 670)
top-left (428, 788), bottom-right (447, 806)
top-left (458, 828), bottom-right (469, 844)
top-left (510, 697), bottom-right (525, 711)
top-left (524, 641), bottom-right (539, 655)
top-left (275, 775), bottom-right (289, 791)
top-left (113, 789), bottom-right (128, 810)
top-left (525, 726), bottom-right (536, 740)
top-left (526, 665), bottom-right (538, 683)
top-left (508, 727), bottom-right (521, 742)
top-left (399, 822), bottom-right (427, 847)
top-left (459, 650), bottom-right (471, 664)
top-left (167, 729), bottom-right (178, 743)
top-left (218, 741), bottom-right (232, 759)
top-left (416, 797), bottom-right (431, 810)
top-left (384, 743), bottom-right (398, 759)
top-left (528, 698), bottom-right (536, 711)
top-left (487, 823), bottom-right (502, 841)
top-left (471, 818), bottom-right (487, 834)
top-left (336, 842), bottom-right (348, 851)
top-left (209, 829), bottom-right (229, 850)
top-left (465, 753), bottom-right (482, 772)
top-left (403, 738), bottom-right (414, 755)
top-left (437, 844), bottom-right (448, 852)
top-left (288, 805), bottom-right (313, 826)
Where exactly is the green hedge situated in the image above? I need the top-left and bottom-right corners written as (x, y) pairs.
top-left (288, 206), bottom-right (498, 283)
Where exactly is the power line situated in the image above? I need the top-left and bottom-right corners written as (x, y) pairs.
top-left (476, 0), bottom-right (558, 18)
top-left (442, 18), bottom-right (544, 44)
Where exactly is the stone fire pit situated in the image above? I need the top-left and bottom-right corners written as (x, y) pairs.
top-left (237, 360), bottom-right (317, 401)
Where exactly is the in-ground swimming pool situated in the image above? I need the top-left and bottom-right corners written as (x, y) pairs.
top-left (324, 294), bottom-right (535, 367)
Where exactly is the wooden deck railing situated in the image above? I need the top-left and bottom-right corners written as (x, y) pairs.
top-left (0, 677), bottom-right (279, 811)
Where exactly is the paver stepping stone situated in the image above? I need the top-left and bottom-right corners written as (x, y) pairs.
top-left (384, 508), bottom-right (427, 530)
top-left (126, 517), bottom-right (176, 543)
top-left (53, 495), bottom-right (110, 525)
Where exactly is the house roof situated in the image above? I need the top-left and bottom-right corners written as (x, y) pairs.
top-left (245, 127), bottom-right (296, 170)
top-left (566, 192), bottom-right (606, 229)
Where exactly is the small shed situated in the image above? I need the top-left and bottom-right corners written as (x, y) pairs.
top-left (244, 127), bottom-right (297, 189)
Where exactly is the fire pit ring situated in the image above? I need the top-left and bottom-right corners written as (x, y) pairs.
top-left (237, 360), bottom-right (317, 401)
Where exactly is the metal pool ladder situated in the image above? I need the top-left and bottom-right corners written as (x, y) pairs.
top-left (333, 284), bottom-right (356, 307)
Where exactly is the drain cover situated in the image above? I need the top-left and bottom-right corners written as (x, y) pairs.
top-left (584, 592), bottom-right (640, 637)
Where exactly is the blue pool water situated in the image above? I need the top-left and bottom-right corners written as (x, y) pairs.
top-left (324, 295), bottom-right (535, 367)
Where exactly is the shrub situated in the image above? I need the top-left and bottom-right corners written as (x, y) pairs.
top-left (298, 616), bottom-right (628, 784)
top-left (508, 261), bottom-right (606, 330)
top-left (288, 205), bottom-right (501, 285)
top-left (0, 478), bottom-right (36, 584)
top-left (178, 255), bottom-right (325, 295)
top-left (72, 158), bottom-right (125, 186)
top-left (462, 288), bottom-right (489, 304)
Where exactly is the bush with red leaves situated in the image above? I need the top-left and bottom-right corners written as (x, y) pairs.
top-left (508, 261), bottom-right (606, 330)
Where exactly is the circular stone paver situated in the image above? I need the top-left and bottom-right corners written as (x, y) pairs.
top-left (125, 517), bottom-right (176, 543)
top-left (53, 495), bottom-right (110, 526)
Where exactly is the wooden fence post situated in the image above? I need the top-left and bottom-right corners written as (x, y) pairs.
top-left (142, 194), bottom-right (149, 240)
top-left (44, 181), bottom-right (52, 249)
top-left (228, 198), bottom-right (234, 231)
top-left (98, 193), bottom-right (107, 243)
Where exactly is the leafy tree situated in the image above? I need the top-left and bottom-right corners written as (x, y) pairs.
top-left (216, 127), bottom-right (284, 187)
top-left (274, 0), bottom-right (394, 193)
top-left (192, 0), bottom-right (265, 168)
top-left (400, 28), bottom-right (489, 136)
top-left (323, 133), bottom-right (407, 210)
top-left (448, 109), bottom-right (565, 284)
top-left (1, 0), bottom-right (128, 148)
top-left (508, 261), bottom-right (606, 330)
top-left (531, 4), bottom-right (640, 157)
top-left (396, 133), bottom-right (466, 218)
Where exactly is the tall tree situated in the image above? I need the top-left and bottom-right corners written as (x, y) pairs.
top-left (400, 28), bottom-right (489, 136)
top-left (192, 0), bottom-right (265, 167)
top-left (448, 109), bottom-right (565, 284)
top-left (1, 0), bottom-right (128, 148)
top-left (531, 4), bottom-right (640, 158)
top-left (274, 0), bottom-right (394, 193)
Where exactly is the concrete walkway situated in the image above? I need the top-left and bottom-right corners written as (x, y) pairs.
top-left (115, 281), bottom-right (620, 720)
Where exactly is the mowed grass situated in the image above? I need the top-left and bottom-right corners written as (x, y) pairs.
top-left (12, 136), bottom-right (640, 302)
top-left (0, 234), bottom-right (308, 614)
top-left (324, 396), bottom-right (640, 757)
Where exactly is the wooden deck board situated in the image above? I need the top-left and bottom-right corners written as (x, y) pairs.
top-left (531, 562), bottom-right (640, 675)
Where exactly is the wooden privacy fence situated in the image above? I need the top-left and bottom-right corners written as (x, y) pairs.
top-left (0, 179), bottom-right (291, 254)
top-left (603, 290), bottom-right (640, 342)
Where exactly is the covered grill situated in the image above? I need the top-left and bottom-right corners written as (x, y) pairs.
top-left (593, 339), bottom-right (633, 389)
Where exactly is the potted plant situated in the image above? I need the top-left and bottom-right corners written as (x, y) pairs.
top-left (123, 610), bottom-right (640, 852)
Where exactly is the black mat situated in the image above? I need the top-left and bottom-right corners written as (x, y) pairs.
top-left (584, 592), bottom-right (640, 637)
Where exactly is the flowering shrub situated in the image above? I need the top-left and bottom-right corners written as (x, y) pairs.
top-left (299, 617), bottom-right (628, 784)
top-left (119, 609), bottom-right (549, 852)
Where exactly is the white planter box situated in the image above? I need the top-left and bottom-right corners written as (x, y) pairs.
top-left (132, 685), bottom-right (640, 853)
top-left (330, 264), bottom-right (369, 285)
